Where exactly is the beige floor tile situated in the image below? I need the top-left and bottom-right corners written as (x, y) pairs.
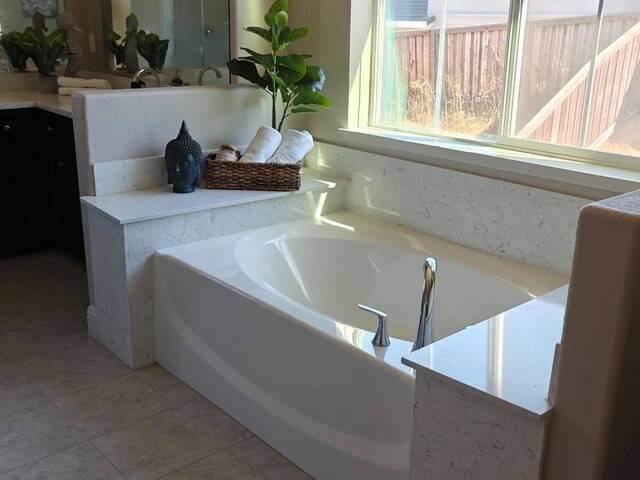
top-left (135, 364), bottom-right (182, 393)
top-left (0, 351), bottom-right (14, 374)
top-left (0, 402), bottom-right (85, 474)
top-left (179, 397), bottom-right (253, 447)
top-left (93, 409), bottom-right (225, 480)
top-left (0, 369), bottom-right (48, 419)
top-left (0, 279), bottom-right (29, 301)
top-left (231, 438), bottom-right (313, 480)
top-left (0, 323), bottom-right (89, 367)
top-left (160, 449), bottom-right (265, 480)
top-left (0, 298), bottom-right (69, 336)
top-left (161, 382), bottom-right (200, 406)
top-left (22, 338), bottom-right (131, 399)
top-left (0, 442), bottom-right (123, 480)
top-left (55, 375), bottom-right (172, 438)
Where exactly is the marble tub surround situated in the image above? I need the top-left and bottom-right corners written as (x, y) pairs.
top-left (82, 169), bottom-right (346, 368)
top-left (307, 142), bottom-right (590, 276)
top-left (72, 84), bottom-right (272, 197)
top-left (403, 286), bottom-right (568, 479)
top-left (543, 189), bottom-right (640, 479)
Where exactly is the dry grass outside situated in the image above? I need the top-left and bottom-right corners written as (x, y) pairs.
top-left (599, 141), bottom-right (640, 157)
top-left (401, 74), bottom-right (502, 137)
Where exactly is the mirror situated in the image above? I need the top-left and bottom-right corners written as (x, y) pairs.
top-left (103, 0), bottom-right (230, 82)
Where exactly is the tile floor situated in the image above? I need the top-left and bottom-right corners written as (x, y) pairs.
top-left (0, 250), bottom-right (312, 480)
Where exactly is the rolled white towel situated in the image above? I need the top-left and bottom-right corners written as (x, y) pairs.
top-left (268, 129), bottom-right (314, 164)
top-left (57, 76), bottom-right (112, 89)
top-left (240, 126), bottom-right (282, 163)
top-left (58, 87), bottom-right (109, 96)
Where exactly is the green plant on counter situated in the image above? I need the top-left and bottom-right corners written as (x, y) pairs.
top-left (227, 0), bottom-right (331, 132)
top-left (14, 27), bottom-right (67, 76)
top-left (0, 32), bottom-right (31, 71)
top-left (137, 30), bottom-right (169, 71)
top-left (107, 30), bottom-right (126, 68)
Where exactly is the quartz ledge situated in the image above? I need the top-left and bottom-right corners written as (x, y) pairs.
top-left (0, 90), bottom-right (72, 117)
top-left (81, 168), bottom-right (346, 225)
top-left (403, 286), bottom-right (568, 420)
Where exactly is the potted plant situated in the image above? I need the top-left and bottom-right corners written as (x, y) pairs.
top-left (137, 30), bottom-right (169, 72)
top-left (0, 32), bottom-right (31, 71)
top-left (228, 0), bottom-right (330, 132)
top-left (15, 27), bottom-right (67, 92)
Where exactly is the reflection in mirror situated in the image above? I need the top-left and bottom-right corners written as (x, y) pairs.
top-left (0, 0), bottom-right (65, 72)
top-left (105, 0), bottom-right (229, 79)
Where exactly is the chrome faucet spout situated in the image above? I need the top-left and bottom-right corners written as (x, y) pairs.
top-left (198, 65), bottom-right (223, 85)
top-left (132, 68), bottom-right (161, 87)
top-left (412, 257), bottom-right (437, 352)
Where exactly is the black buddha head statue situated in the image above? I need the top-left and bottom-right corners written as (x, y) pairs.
top-left (165, 121), bottom-right (204, 194)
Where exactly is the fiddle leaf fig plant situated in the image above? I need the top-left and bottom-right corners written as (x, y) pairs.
top-left (228, 0), bottom-right (330, 132)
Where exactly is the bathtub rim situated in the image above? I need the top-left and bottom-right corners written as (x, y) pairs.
top-left (154, 211), bottom-right (567, 378)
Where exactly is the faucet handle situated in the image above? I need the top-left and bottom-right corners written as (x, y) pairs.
top-left (358, 304), bottom-right (391, 347)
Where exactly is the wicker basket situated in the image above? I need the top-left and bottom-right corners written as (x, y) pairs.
top-left (204, 157), bottom-right (301, 192)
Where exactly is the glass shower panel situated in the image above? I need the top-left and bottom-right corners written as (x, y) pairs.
top-left (172, 0), bottom-right (204, 68)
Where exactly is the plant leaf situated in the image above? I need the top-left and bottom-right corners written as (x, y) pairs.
top-left (291, 106), bottom-right (321, 114)
top-left (293, 91), bottom-right (331, 108)
top-left (268, 0), bottom-right (288, 14)
top-left (228, 58), bottom-right (270, 89)
top-left (240, 47), bottom-right (274, 69)
top-left (295, 65), bottom-right (326, 92)
top-left (275, 11), bottom-right (288, 29)
top-left (280, 27), bottom-right (309, 49)
top-left (276, 54), bottom-right (306, 83)
top-left (245, 26), bottom-right (271, 43)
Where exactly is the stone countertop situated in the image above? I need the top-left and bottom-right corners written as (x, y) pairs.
top-left (81, 168), bottom-right (347, 225)
top-left (403, 285), bottom-right (568, 420)
top-left (0, 90), bottom-right (73, 117)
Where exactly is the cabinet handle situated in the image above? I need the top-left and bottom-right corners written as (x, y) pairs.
top-left (2, 125), bottom-right (10, 132)
top-left (47, 126), bottom-right (55, 133)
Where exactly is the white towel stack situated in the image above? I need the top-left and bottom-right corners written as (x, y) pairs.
top-left (57, 76), bottom-right (112, 96)
top-left (268, 130), bottom-right (314, 164)
top-left (239, 126), bottom-right (282, 163)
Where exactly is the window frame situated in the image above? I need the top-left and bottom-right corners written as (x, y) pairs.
top-left (368, 0), bottom-right (640, 171)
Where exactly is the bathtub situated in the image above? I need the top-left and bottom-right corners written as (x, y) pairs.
top-left (153, 212), bottom-right (566, 480)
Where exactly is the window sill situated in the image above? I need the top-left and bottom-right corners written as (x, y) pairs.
top-left (339, 128), bottom-right (640, 200)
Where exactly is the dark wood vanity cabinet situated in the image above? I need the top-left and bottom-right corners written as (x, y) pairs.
top-left (0, 109), bottom-right (84, 258)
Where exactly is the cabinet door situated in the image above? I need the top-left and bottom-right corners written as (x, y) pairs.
top-left (0, 146), bottom-right (54, 257)
top-left (41, 113), bottom-right (84, 258)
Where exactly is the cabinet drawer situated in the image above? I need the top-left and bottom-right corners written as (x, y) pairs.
top-left (0, 109), bottom-right (37, 146)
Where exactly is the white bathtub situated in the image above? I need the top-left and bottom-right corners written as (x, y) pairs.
top-left (153, 212), bottom-right (566, 480)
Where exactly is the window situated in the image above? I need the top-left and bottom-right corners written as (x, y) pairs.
top-left (372, 0), bottom-right (640, 164)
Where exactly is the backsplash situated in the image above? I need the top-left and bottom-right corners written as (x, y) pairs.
top-left (307, 143), bottom-right (590, 276)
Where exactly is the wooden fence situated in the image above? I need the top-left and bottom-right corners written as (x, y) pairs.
top-left (394, 12), bottom-right (640, 105)
top-left (516, 21), bottom-right (640, 148)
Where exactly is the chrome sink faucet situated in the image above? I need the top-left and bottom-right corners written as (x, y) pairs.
top-left (132, 68), bottom-right (161, 88)
top-left (198, 65), bottom-right (223, 85)
top-left (412, 258), bottom-right (437, 352)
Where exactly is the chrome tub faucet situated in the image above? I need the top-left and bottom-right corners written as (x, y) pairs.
top-left (412, 258), bottom-right (437, 352)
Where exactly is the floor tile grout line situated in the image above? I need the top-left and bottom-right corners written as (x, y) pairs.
top-left (0, 401), bottom-right (88, 477)
top-left (88, 410), bottom-right (226, 480)
top-left (228, 448), bottom-right (270, 479)
top-left (152, 447), bottom-right (254, 480)
top-left (89, 438), bottom-right (128, 479)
